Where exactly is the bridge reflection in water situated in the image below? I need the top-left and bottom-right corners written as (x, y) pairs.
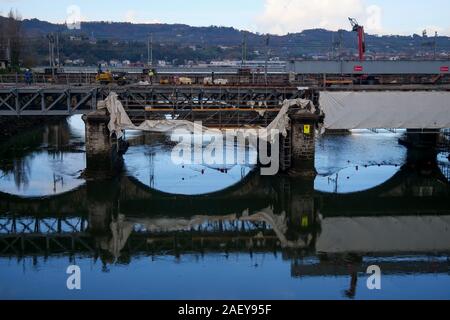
top-left (1, 147), bottom-right (449, 289)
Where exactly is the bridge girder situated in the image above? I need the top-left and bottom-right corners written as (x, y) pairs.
top-left (0, 86), bottom-right (309, 120)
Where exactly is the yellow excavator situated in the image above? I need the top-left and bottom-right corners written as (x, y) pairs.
top-left (96, 66), bottom-right (129, 85)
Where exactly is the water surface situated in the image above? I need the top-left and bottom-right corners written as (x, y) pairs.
top-left (0, 118), bottom-right (449, 300)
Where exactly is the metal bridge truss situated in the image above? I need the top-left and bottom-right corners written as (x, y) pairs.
top-left (0, 216), bottom-right (94, 256)
top-left (111, 86), bottom-right (311, 128)
top-left (0, 88), bottom-right (98, 116)
top-left (0, 86), bottom-right (311, 128)
top-left (0, 216), bottom-right (280, 257)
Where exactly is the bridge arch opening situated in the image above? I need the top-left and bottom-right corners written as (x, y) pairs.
top-left (123, 130), bottom-right (258, 196)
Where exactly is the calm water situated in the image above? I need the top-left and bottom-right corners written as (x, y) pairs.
top-left (0, 116), bottom-right (449, 300)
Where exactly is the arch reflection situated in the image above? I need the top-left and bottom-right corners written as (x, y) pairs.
top-left (0, 116), bottom-right (86, 197)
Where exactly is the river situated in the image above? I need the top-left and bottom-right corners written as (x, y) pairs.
top-left (0, 115), bottom-right (449, 300)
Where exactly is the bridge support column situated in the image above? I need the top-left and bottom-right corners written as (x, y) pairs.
top-left (82, 110), bottom-right (122, 179)
top-left (289, 113), bottom-right (320, 177)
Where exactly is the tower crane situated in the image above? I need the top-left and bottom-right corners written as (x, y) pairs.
top-left (348, 17), bottom-right (366, 61)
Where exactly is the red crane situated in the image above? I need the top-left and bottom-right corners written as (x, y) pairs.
top-left (349, 17), bottom-right (366, 61)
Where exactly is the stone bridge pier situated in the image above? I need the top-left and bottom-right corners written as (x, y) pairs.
top-left (82, 109), bottom-right (126, 179)
top-left (287, 112), bottom-right (321, 177)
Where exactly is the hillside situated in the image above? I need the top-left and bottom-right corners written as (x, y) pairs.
top-left (2, 16), bottom-right (450, 67)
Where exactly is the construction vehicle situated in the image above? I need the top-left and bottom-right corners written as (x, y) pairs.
top-left (96, 71), bottom-right (129, 86)
top-left (349, 17), bottom-right (366, 61)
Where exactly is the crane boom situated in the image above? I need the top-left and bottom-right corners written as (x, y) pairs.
top-left (348, 17), bottom-right (366, 61)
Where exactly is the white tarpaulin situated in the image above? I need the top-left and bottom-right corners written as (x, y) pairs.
top-left (98, 92), bottom-right (317, 141)
top-left (320, 91), bottom-right (450, 130)
top-left (98, 93), bottom-right (205, 140)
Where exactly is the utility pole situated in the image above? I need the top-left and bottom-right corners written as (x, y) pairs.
top-left (241, 34), bottom-right (247, 67)
top-left (147, 33), bottom-right (153, 67)
top-left (47, 33), bottom-right (56, 78)
top-left (332, 33), bottom-right (335, 60)
top-left (151, 33), bottom-right (153, 67)
top-left (6, 38), bottom-right (11, 64)
top-left (434, 31), bottom-right (438, 60)
top-left (265, 34), bottom-right (270, 85)
top-left (48, 36), bottom-right (52, 67)
top-left (56, 33), bottom-right (60, 67)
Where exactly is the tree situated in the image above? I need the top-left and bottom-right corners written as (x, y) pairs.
top-left (1, 9), bottom-right (23, 67)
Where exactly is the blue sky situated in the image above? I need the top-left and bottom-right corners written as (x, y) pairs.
top-left (1, 0), bottom-right (449, 35)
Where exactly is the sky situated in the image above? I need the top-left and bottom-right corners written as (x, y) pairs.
top-left (0, 0), bottom-right (449, 36)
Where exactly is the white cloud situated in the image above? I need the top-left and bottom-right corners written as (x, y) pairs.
top-left (66, 5), bottom-right (82, 30)
top-left (256, 0), bottom-right (387, 35)
top-left (366, 5), bottom-right (383, 34)
top-left (256, 0), bottom-right (364, 34)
